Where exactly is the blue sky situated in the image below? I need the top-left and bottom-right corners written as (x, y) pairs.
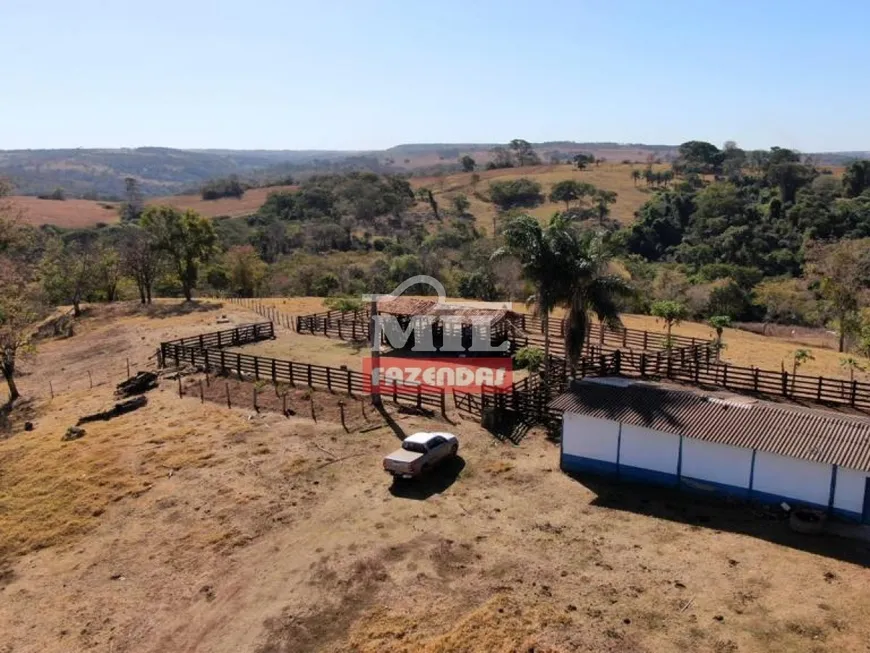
top-left (2, 0), bottom-right (867, 151)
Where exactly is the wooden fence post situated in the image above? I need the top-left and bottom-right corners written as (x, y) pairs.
top-left (781, 370), bottom-right (788, 397)
top-left (126, 358), bottom-right (131, 379)
top-left (850, 380), bottom-right (857, 407)
top-left (346, 369), bottom-right (352, 396)
top-left (253, 386), bottom-right (258, 412)
top-left (199, 380), bottom-right (204, 403)
top-left (339, 401), bottom-right (347, 431)
top-left (49, 380), bottom-right (54, 399)
top-left (416, 385), bottom-right (422, 409)
top-left (271, 359), bottom-right (277, 383)
top-left (226, 383), bottom-right (231, 408)
top-left (643, 331), bottom-right (648, 350)
top-left (289, 361), bottom-right (295, 386)
top-left (178, 375), bottom-right (183, 397)
top-left (310, 395), bottom-right (316, 422)
top-left (307, 364), bottom-right (313, 388)
top-left (326, 367), bottom-right (332, 392)
top-left (440, 388), bottom-right (446, 415)
top-left (237, 356), bottom-right (242, 380)
top-left (753, 367), bottom-right (759, 392)
top-left (88, 370), bottom-right (93, 388)
top-left (282, 392), bottom-right (287, 416)
top-left (254, 357), bottom-right (259, 380)
top-left (723, 364), bottom-right (729, 388)
top-left (817, 377), bottom-right (823, 402)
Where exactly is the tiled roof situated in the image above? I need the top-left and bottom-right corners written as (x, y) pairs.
top-left (550, 380), bottom-right (870, 472)
top-left (375, 297), bottom-right (519, 325)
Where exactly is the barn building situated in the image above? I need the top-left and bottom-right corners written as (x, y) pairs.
top-left (551, 378), bottom-right (870, 523)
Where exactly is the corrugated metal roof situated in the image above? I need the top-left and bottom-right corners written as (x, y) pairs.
top-left (550, 380), bottom-right (870, 472)
top-left (375, 297), bottom-right (520, 325)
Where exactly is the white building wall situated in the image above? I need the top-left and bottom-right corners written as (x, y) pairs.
top-left (752, 451), bottom-right (832, 507)
top-left (619, 424), bottom-right (679, 475)
top-left (833, 467), bottom-right (869, 517)
top-left (681, 438), bottom-right (753, 489)
top-left (561, 413), bottom-right (619, 462)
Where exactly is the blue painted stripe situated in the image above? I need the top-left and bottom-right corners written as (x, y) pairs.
top-left (680, 476), bottom-right (750, 499)
top-left (617, 463), bottom-right (679, 488)
top-left (562, 453), bottom-right (618, 476)
top-left (832, 507), bottom-right (863, 523)
top-left (750, 489), bottom-right (829, 513)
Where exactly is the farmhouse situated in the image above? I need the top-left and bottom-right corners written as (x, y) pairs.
top-left (551, 378), bottom-right (870, 523)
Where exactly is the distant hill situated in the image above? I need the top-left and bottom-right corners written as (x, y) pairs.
top-left (0, 143), bottom-right (864, 199)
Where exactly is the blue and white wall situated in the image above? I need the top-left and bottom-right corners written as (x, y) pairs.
top-left (561, 412), bottom-right (870, 522)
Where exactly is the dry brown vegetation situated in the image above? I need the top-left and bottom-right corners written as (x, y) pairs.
top-left (1, 301), bottom-right (868, 652)
top-left (9, 185), bottom-right (297, 229)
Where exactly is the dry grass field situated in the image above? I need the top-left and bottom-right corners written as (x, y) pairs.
top-left (12, 195), bottom-right (120, 228)
top-left (9, 185), bottom-right (297, 229)
top-left (413, 162), bottom-right (664, 233)
top-left (1, 300), bottom-right (869, 652)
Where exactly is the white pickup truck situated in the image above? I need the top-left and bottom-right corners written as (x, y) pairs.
top-left (383, 432), bottom-right (459, 479)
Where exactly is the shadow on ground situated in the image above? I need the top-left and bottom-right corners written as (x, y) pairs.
top-left (570, 472), bottom-right (870, 567)
top-left (388, 456), bottom-right (466, 500)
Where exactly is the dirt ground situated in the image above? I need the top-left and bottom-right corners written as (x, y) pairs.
top-left (2, 301), bottom-right (870, 653)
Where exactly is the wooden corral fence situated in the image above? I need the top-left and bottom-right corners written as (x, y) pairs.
top-left (160, 322), bottom-right (274, 364)
top-left (294, 309), bottom-right (702, 354)
top-left (223, 297), bottom-right (297, 330)
top-left (159, 327), bottom-right (447, 415)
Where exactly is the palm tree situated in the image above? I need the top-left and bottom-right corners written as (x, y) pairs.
top-left (630, 169), bottom-right (641, 186)
top-left (558, 228), bottom-right (633, 373)
top-left (492, 214), bottom-right (567, 377)
top-left (494, 214), bottom-right (632, 380)
top-left (593, 190), bottom-right (617, 226)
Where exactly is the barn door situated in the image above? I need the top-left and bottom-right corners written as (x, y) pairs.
top-left (863, 478), bottom-right (870, 524)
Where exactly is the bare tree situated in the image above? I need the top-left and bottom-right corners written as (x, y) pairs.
top-left (121, 226), bottom-right (161, 304)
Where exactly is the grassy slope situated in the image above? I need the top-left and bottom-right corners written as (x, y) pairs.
top-left (11, 184), bottom-right (298, 228)
top-left (412, 162), bottom-right (663, 233)
top-left (12, 162), bottom-right (653, 229)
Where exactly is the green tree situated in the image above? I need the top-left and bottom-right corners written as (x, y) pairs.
top-left (324, 295), bottom-right (363, 314)
top-left (559, 229), bottom-right (633, 371)
top-left (593, 189), bottom-right (618, 225)
top-left (451, 193), bottom-right (471, 216)
top-left (790, 348), bottom-right (815, 392)
top-left (630, 169), bottom-right (641, 186)
top-left (40, 237), bottom-right (95, 317)
top-left (573, 153), bottom-right (594, 170)
top-left (843, 160), bottom-right (870, 198)
top-left (839, 356), bottom-right (865, 383)
top-left (492, 214), bottom-right (567, 374)
top-left (488, 178), bottom-right (544, 210)
top-left (514, 346), bottom-right (545, 373)
top-left (806, 239), bottom-right (870, 352)
top-left (493, 213), bottom-right (631, 375)
top-left (460, 155), bottom-right (476, 173)
top-left (651, 300), bottom-right (689, 346)
top-left (225, 245), bottom-right (268, 297)
top-left (548, 180), bottom-right (595, 211)
top-left (708, 315), bottom-right (732, 358)
top-left (0, 258), bottom-right (41, 403)
top-left (509, 139), bottom-right (540, 166)
top-left (140, 206), bottom-right (216, 301)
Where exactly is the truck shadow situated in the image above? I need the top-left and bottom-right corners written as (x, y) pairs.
top-left (388, 456), bottom-right (466, 500)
